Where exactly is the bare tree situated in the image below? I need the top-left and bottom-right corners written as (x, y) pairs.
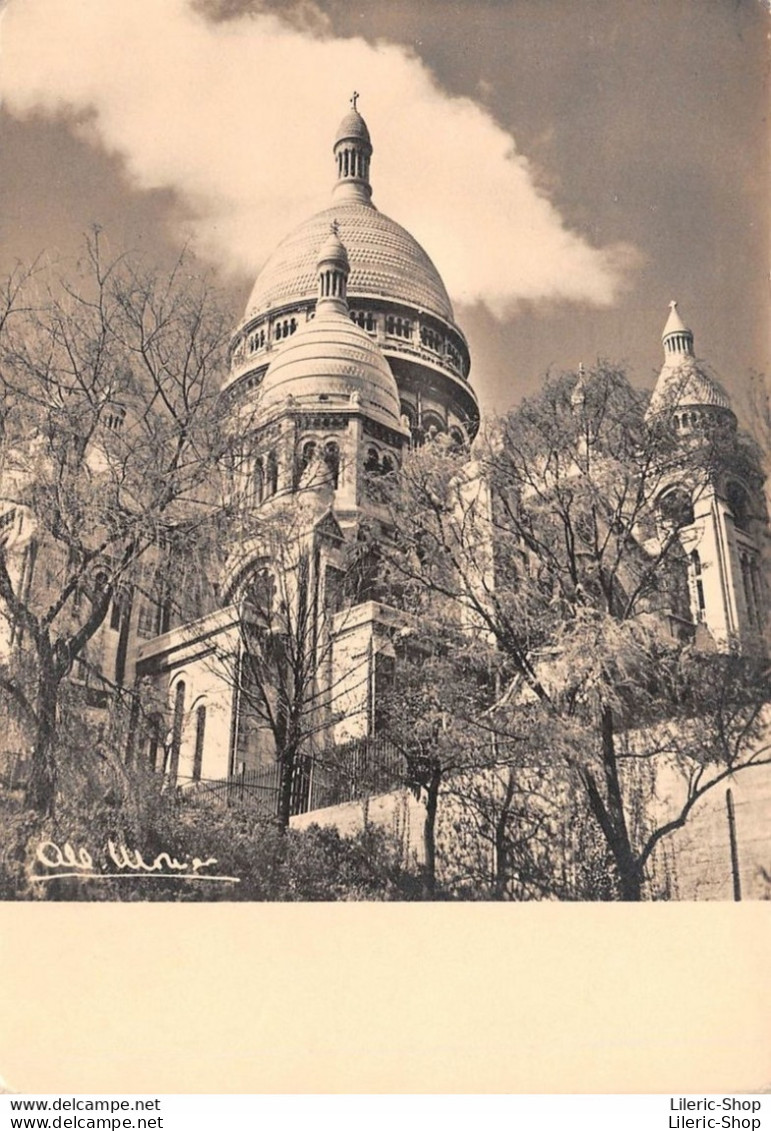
top-left (198, 481), bottom-right (385, 830)
top-left (0, 234), bottom-right (230, 814)
top-left (374, 366), bottom-right (771, 900)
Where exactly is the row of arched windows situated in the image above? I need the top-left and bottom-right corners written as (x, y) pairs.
top-left (421, 326), bottom-right (443, 353)
top-left (350, 309), bottom-right (376, 333)
top-left (101, 408), bottom-right (125, 433)
top-left (246, 450), bottom-right (279, 506)
top-left (658, 482), bottom-right (753, 535)
top-left (364, 446), bottom-right (395, 476)
top-left (386, 315), bottom-right (412, 339)
top-left (275, 318), bottom-right (297, 340)
top-left (147, 684), bottom-right (208, 784)
top-left (239, 311), bottom-right (466, 377)
top-left (244, 319), bottom-right (298, 354)
top-left (297, 439), bottom-right (340, 489)
top-left (248, 328), bottom-right (266, 352)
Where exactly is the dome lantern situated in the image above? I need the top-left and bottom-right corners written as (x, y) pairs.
top-left (332, 92), bottom-right (373, 205)
top-left (316, 220), bottom-right (350, 313)
top-left (662, 299), bottom-right (695, 360)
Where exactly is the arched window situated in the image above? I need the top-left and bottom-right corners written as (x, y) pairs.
top-left (299, 440), bottom-right (317, 480)
top-left (422, 413), bottom-right (446, 439)
top-left (253, 457), bottom-right (264, 505)
top-left (193, 705), bottom-right (206, 782)
top-left (380, 454), bottom-right (394, 475)
top-left (266, 451), bottom-right (278, 497)
top-left (324, 440), bottom-right (340, 489)
top-left (400, 403), bottom-right (416, 430)
top-left (110, 594), bottom-right (122, 631)
top-left (726, 482), bottom-right (751, 532)
top-left (169, 681), bottom-right (186, 785)
top-left (244, 568), bottom-right (275, 619)
top-left (739, 551), bottom-right (762, 629)
top-left (449, 426), bottom-right (466, 451)
top-left (364, 447), bottom-right (380, 474)
top-left (658, 487), bottom-right (694, 528)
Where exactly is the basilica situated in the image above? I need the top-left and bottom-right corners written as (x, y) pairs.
top-left (128, 101), bottom-right (764, 796)
top-left (1, 100), bottom-right (768, 881)
top-left (133, 98), bottom-right (487, 795)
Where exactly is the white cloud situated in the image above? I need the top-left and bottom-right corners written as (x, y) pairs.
top-left (0, 0), bottom-right (638, 316)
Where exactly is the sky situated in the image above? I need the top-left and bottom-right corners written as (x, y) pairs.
top-left (0, 0), bottom-right (768, 419)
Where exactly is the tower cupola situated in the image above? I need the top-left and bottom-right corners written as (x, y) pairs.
top-left (332, 92), bottom-right (373, 205)
top-left (647, 300), bottom-right (734, 420)
top-left (662, 300), bottom-right (694, 360)
top-left (316, 221), bottom-right (350, 313)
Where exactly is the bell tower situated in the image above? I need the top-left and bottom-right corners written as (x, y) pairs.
top-left (648, 302), bottom-right (767, 652)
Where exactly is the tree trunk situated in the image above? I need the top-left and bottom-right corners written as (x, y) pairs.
top-left (493, 767), bottom-right (517, 899)
top-left (422, 762), bottom-right (441, 899)
top-left (581, 706), bottom-right (643, 900)
top-left (277, 747), bottom-right (296, 831)
top-left (25, 674), bottom-right (60, 816)
top-left (599, 706), bottom-right (643, 900)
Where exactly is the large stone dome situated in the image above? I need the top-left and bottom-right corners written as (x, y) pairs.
top-left (227, 102), bottom-right (478, 442)
top-left (257, 301), bottom-right (404, 432)
top-left (245, 200), bottom-right (455, 325)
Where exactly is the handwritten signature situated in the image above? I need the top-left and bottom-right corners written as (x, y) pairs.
top-left (31, 840), bottom-right (240, 883)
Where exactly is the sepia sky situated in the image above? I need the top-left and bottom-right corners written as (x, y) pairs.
top-left (0, 0), bottom-right (768, 417)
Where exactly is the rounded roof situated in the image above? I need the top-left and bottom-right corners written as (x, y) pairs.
top-left (317, 227), bottom-right (349, 269)
top-left (648, 357), bottom-right (733, 415)
top-left (334, 108), bottom-right (371, 147)
top-left (257, 303), bottom-right (404, 430)
top-left (245, 201), bottom-right (455, 324)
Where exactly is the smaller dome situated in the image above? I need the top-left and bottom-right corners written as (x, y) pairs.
top-left (648, 357), bottom-right (733, 416)
top-left (334, 108), bottom-right (371, 147)
top-left (257, 310), bottom-right (404, 431)
top-left (257, 230), bottom-right (405, 432)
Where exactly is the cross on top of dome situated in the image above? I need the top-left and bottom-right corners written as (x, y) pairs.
top-left (350, 91), bottom-right (360, 111)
